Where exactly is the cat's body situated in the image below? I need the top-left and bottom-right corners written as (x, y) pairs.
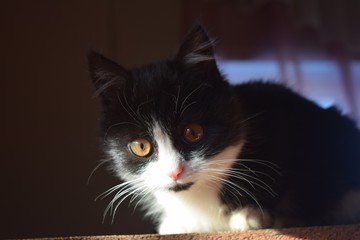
top-left (88, 25), bottom-right (360, 234)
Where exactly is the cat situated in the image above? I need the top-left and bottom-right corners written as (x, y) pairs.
top-left (88, 24), bottom-right (360, 234)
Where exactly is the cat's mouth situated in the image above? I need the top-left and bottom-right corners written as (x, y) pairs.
top-left (168, 182), bottom-right (194, 192)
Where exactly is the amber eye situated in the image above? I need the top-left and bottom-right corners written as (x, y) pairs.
top-left (129, 138), bottom-right (152, 157)
top-left (183, 123), bottom-right (204, 144)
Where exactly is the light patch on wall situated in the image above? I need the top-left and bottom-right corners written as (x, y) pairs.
top-left (217, 60), bottom-right (360, 123)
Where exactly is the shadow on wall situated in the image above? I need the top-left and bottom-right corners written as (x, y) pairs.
top-left (0, 0), bottom-right (180, 238)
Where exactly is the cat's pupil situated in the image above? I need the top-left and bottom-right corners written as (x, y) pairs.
top-left (129, 138), bottom-right (152, 157)
top-left (186, 129), bottom-right (197, 138)
top-left (140, 143), bottom-right (145, 150)
top-left (183, 123), bottom-right (204, 143)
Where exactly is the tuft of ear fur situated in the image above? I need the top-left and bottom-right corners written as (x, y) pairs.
top-left (87, 50), bottom-right (129, 97)
top-left (175, 24), bottom-right (216, 66)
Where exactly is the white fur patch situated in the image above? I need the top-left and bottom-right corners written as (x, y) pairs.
top-left (229, 206), bottom-right (271, 231)
top-left (142, 123), bottom-right (182, 190)
top-left (149, 138), bottom-right (246, 234)
top-left (155, 184), bottom-right (229, 234)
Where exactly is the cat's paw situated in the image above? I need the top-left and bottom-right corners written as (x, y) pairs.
top-left (229, 206), bottom-right (272, 231)
top-left (158, 218), bottom-right (187, 234)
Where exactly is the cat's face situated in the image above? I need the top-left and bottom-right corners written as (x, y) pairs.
top-left (88, 25), bottom-right (245, 193)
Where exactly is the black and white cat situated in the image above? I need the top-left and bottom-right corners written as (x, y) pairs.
top-left (88, 25), bottom-right (360, 234)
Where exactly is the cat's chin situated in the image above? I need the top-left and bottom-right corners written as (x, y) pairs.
top-left (167, 182), bottom-right (194, 192)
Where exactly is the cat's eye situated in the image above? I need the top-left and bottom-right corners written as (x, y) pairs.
top-left (183, 123), bottom-right (204, 144)
top-left (129, 138), bottom-right (152, 157)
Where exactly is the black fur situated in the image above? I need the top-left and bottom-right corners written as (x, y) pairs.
top-left (224, 82), bottom-right (360, 226)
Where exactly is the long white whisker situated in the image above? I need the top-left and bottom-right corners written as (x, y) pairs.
top-left (95, 179), bottom-right (139, 201)
top-left (204, 157), bottom-right (278, 196)
top-left (207, 168), bottom-right (276, 197)
top-left (236, 159), bottom-right (281, 174)
top-left (200, 162), bottom-right (264, 215)
top-left (128, 184), bottom-right (149, 206)
top-left (208, 158), bottom-right (281, 176)
top-left (109, 184), bottom-right (145, 223)
top-left (97, 181), bottom-right (143, 223)
top-left (205, 167), bottom-right (256, 189)
top-left (103, 184), bottom-right (137, 222)
top-left (208, 175), bottom-right (244, 197)
top-left (87, 160), bottom-right (110, 185)
top-left (132, 187), bottom-right (153, 214)
top-left (200, 173), bottom-right (243, 207)
top-left (211, 174), bottom-right (262, 212)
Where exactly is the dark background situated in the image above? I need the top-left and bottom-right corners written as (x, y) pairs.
top-left (1, 0), bottom-right (359, 238)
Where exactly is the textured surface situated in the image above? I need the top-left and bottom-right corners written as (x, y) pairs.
top-left (45, 224), bottom-right (360, 240)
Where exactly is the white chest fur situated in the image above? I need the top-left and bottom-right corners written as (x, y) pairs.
top-left (154, 183), bottom-right (229, 234)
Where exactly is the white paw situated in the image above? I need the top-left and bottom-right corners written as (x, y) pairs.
top-left (229, 206), bottom-right (272, 231)
top-left (158, 218), bottom-right (187, 234)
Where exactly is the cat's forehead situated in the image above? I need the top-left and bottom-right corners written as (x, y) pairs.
top-left (131, 62), bottom-right (176, 86)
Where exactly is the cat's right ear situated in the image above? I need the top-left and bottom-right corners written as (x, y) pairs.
top-left (87, 50), bottom-right (129, 97)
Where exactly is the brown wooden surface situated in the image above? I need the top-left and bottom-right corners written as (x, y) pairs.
top-left (39, 224), bottom-right (360, 240)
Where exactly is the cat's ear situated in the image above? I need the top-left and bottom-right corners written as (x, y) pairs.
top-left (175, 24), bottom-right (216, 67)
top-left (87, 50), bottom-right (129, 97)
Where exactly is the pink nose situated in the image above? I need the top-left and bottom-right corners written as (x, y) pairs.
top-left (168, 163), bottom-right (184, 181)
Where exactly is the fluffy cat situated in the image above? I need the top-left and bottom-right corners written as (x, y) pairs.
top-left (88, 24), bottom-right (360, 234)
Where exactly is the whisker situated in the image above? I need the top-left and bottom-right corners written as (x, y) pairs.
top-left (117, 93), bottom-right (141, 125)
top-left (209, 158), bottom-right (281, 176)
top-left (95, 178), bottom-right (140, 201)
top-left (179, 84), bottom-right (211, 113)
top-left (199, 160), bottom-right (269, 215)
top-left (207, 168), bottom-right (276, 197)
top-left (204, 157), bottom-right (278, 196)
top-left (103, 122), bottom-right (142, 142)
top-left (237, 159), bottom-right (281, 169)
top-left (179, 101), bottom-right (197, 117)
top-left (200, 173), bottom-right (243, 207)
top-left (132, 187), bottom-right (153, 214)
top-left (174, 85), bottom-right (181, 115)
top-left (87, 159), bottom-right (110, 185)
top-left (109, 184), bottom-right (145, 223)
top-left (122, 88), bottom-right (141, 121)
top-left (204, 168), bottom-right (256, 190)
top-left (128, 184), bottom-right (149, 206)
top-left (238, 111), bottom-right (265, 126)
top-left (136, 99), bottom-right (153, 117)
top-left (208, 174), bottom-right (264, 213)
top-left (103, 185), bottom-right (137, 222)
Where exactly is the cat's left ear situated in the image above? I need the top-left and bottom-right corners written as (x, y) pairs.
top-left (174, 24), bottom-right (216, 67)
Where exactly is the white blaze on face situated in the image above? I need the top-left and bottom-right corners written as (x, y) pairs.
top-left (142, 122), bottom-right (184, 189)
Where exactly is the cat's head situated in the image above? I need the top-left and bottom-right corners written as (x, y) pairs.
top-left (88, 25), bottom-right (245, 193)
